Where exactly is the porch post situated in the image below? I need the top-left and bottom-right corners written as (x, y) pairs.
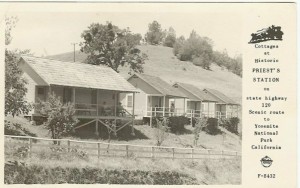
top-left (183, 98), bottom-right (186, 114)
top-left (163, 96), bottom-right (166, 117)
top-left (225, 105), bottom-right (228, 118)
top-left (95, 119), bottom-right (99, 136)
top-left (72, 88), bottom-right (76, 103)
top-left (199, 101), bottom-right (202, 118)
top-left (96, 89), bottom-right (99, 116)
top-left (131, 92), bottom-right (135, 135)
top-left (114, 91), bottom-right (117, 135)
top-left (208, 102), bottom-right (210, 118)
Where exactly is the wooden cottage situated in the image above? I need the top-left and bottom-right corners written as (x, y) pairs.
top-left (120, 74), bottom-right (186, 124)
top-left (19, 56), bottom-right (138, 135)
top-left (172, 83), bottom-right (218, 118)
top-left (203, 88), bottom-right (240, 119)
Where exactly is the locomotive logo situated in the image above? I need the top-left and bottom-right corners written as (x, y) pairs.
top-left (249, 25), bottom-right (283, 43)
top-left (260, 156), bottom-right (273, 168)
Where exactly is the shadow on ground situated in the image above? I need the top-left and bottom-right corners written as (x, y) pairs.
top-left (72, 120), bottom-right (149, 141)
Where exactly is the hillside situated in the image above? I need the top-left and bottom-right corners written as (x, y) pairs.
top-left (47, 45), bottom-right (242, 104)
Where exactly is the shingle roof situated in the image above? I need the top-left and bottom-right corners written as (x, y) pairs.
top-left (172, 83), bottom-right (199, 101)
top-left (176, 83), bottom-right (218, 102)
top-left (47, 51), bottom-right (87, 62)
top-left (131, 74), bottom-right (186, 98)
top-left (204, 88), bottom-right (238, 105)
top-left (21, 56), bottom-right (138, 92)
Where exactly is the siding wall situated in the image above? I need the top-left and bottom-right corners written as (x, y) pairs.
top-left (23, 72), bottom-right (37, 116)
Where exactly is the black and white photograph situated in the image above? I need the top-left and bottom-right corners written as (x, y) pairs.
top-left (3, 2), bottom-right (244, 185)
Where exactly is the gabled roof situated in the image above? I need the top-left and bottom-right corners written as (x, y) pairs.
top-left (20, 56), bottom-right (138, 92)
top-left (129, 74), bottom-right (186, 98)
top-left (47, 51), bottom-right (87, 62)
top-left (175, 83), bottom-right (218, 102)
top-left (204, 88), bottom-right (239, 105)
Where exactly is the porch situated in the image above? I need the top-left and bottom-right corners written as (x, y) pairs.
top-left (36, 85), bottom-right (136, 135)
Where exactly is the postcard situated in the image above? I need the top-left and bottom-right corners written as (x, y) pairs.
top-left (0, 1), bottom-right (297, 188)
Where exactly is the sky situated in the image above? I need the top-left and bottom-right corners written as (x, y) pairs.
top-left (6, 4), bottom-right (243, 58)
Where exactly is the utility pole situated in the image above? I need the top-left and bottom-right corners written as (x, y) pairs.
top-left (71, 43), bottom-right (77, 62)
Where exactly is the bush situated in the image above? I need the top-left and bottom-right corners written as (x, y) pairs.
top-left (167, 116), bottom-right (189, 134)
top-left (220, 117), bottom-right (240, 135)
top-left (4, 161), bottom-right (198, 184)
top-left (34, 92), bottom-right (78, 140)
top-left (205, 118), bottom-right (221, 135)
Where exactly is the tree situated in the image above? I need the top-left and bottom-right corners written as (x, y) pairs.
top-left (173, 36), bottom-right (185, 57)
top-left (193, 117), bottom-right (207, 146)
top-left (163, 27), bottom-right (176, 47)
top-left (154, 118), bottom-right (169, 146)
top-left (35, 93), bottom-right (78, 141)
top-left (80, 22), bottom-right (147, 74)
top-left (145, 21), bottom-right (165, 45)
top-left (174, 30), bottom-right (214, 69)
top-left (192, 53), bottom-right (211, 70)
top-left (5, 17), bottom-right (31, 117)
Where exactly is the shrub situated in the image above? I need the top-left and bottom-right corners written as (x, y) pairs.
top-left (167, 116), bottom-right (189, 134)
top-left (205, 118), bottom-right (221, 135)
top-left (34, 92), bottom-right (78, 141)
top-left (220, 117), bottom-right (240, 135)
top-left (4, 162), bottom-right (198, 184)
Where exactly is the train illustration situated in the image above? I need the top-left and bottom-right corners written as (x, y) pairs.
top-left (249, 25), bottom-right (283, 43)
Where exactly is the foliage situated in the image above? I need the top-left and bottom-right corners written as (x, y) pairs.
top-left (5, 17), bottom-right (31, 117)
top-left (163, 27), bottom-right (176, 47)
top-left (192, 53), bottom-right (211, 70)
top-left (4, 120), bottom-right (37, 137)
top-left (34, 92), bottom-right (78, 140)
top-left (4, 161), bottom-right (198, 184)
top-left (219, 117), bottom-right (240, 135)
top-left (173, 30), bottom-right (213, 70)
top-left (80, 22), bottom-right (147, 74)
top-left (173, 36), bottom-right (185, 57)
top-left (212, 50), bottom-right (242, 77)
top-left (154, 118), bottom-right (169, 146)
top-left (5, 16), bottom-right (18, 45)
top-left (205, 118), bottom-right (221, 135)
top-left (167, 116), bottom-right (189, 134)
top-left (193, 117), bottom-right (208, 146)
top-left (145, 21), bottom-right (166, 45)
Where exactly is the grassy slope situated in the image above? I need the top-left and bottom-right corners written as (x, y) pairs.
top-left (119, 45), bottom-right (242, 104)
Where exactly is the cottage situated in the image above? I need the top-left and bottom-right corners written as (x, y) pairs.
top-left (19, 56), bottom-right (138, 135)
top-left (120, 74), bottom-right (186, 125)
top-left (203, 88), bottom-right (240, 119)
top-left (172, 83), bottom-right (218, 118)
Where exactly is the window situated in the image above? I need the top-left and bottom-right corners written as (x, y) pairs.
top-left (127, 95), bottom-right (133, 107)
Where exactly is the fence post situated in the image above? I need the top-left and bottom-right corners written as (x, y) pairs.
top-left (126, 145), bottom-right (129, 158)
top-left (191, 148), bottom-right (194, 161)
top-left (236, 151), bottom-right (238, 156)
top-left (221, 150), bottom-right (224, 158)
top-left (208, 149), bottom-right (210, 159)
top-left (29, 138), bottom-right (32, 158)
top-left (97, 143), bottom-right (101, 159)
top-left (172, 148), bottom-right (175, 160)
top-left (67, 140), bottom-right (71, 152)
top-left (151, 147), bottom-right (154, 159)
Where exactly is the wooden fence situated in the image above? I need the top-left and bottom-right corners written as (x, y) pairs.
top-left (5, 135), bottom-right (241, 160)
